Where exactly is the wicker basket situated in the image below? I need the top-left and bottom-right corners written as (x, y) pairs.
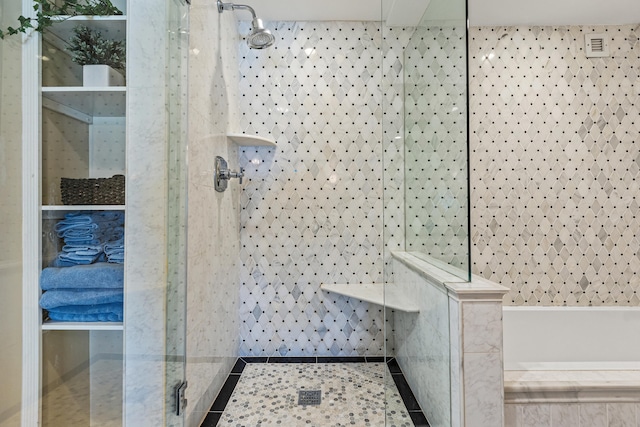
top-left (61, 175), bottom-right (125, 205)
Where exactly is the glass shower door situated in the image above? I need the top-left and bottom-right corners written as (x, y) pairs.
top-left (403, 0), bottom-right (471, 282)
top-left (166, 0), bottom-right (190, 425)
top-left (382, 0), bottom-right (470, 424)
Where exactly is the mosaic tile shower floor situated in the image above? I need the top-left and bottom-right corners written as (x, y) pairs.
top-left (210, 362), bottom-right (418, 426)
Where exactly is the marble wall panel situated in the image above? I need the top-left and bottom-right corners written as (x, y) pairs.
top-left (185, 2), bottom-right (241, 426)
top-left (505, 403), bottom-right (640, 427)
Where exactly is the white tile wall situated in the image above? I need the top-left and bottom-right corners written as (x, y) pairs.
top-left (470, 24), bottom-right (640, 306)
top-left (236, 21), bottom-right (412, 356)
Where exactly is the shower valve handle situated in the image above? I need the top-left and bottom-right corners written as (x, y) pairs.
top-left (215, 156), bottom-right (244, 192)
top-left (228, 168), bottom-right (244, 185)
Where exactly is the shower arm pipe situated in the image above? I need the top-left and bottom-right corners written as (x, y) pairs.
top-left (217, 1), bottom-right (258, 19)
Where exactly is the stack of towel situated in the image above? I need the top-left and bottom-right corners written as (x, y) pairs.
top-left (40, 263), bottom-right (124, 322)
top-left (53, 212), bottom-right (124, 267)
top-left (41, 211), bottom-right (125, 322)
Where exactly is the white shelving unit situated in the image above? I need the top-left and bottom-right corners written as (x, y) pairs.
top-left (22, 4), bottom-right (128, 425)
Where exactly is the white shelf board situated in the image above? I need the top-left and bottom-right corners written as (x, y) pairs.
top-left (43, 87), bottom-right (126, 118)
top-left (43, 205), bottom-right (125, 211)
top-left (42, 321), bottom-right (123, 331)
top-left (320, 283), bottom-right (420, 313)
top-left (228, 133), bottom-right (277, 147)
top-left (43, 205), bottom-right (125, 219)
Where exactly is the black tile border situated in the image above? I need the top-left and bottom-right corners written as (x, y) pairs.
top-left (268, 356), bottom-right (317, 363)
top-left (230, 358), bottom-right (246, 374)
top-left (317, 356), bottom-right (366, 363)
top-left (209, 374), bottom-right (240, 412)
top-left (201, 356), bottom-right (430, 427)
top-left (391, 371), bottom-right (422, 411)
top-left (199, 412), bottom-right (221, 427)
top-left (409, 411), bottom-right (431, 427)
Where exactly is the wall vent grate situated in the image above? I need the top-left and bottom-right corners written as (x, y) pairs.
top-left (585, 34), bottom-right (609, 57)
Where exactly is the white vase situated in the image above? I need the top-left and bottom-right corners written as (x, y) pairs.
top-left (83, 64), bottom-right (125, 87)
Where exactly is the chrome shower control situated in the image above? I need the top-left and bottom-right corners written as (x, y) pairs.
top-left (214, 156), bottom-right (244, 192)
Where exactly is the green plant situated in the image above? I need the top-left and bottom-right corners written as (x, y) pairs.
top-left (67, 25), bottom-right (125, 70)
top-left (0, 0), bottom-right (122, 39)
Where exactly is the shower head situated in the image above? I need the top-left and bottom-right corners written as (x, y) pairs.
top-left (217, 0), bottom-right (276, 49)
top-left (247, 18), bottom-right (275, 49)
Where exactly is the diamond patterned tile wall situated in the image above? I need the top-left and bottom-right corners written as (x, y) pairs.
top-left (236, 21), bottom-right (411, 356)
top-left (404, 24), bottom-right (469, 273)
top-left (383, 27), bottom-right (413, 283)
top-left (470, 25), bottom-right (640, 306)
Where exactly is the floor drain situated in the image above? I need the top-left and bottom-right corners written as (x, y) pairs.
top-left (298, 390), bottom-right (322, 406)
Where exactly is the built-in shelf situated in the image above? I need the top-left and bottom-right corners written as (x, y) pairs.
top-left (320, 283), bottom-right (420, 313)
top-left (42, 321), bottom-right (123, 331)
top-left (227, 133), bottom-right (277, 147)
top-left (43, 87), bottom-right (126, 123)
top-left (42, 205), bottom-right (125, 219)
top-left (43, 205), bottom-right (125, 210)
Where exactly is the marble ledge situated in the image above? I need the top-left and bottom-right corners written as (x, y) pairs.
top-left (227, 133), bottom-right (276, 147)
top-left (505, 370), bottom-right (640, 404)
top-left (391, 251), bottom-right (509, 301)
top-left (320, 283), bottom-right (420, 313)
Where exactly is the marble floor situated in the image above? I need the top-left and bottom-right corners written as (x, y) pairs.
top-left (201, 358), bottom-right (430, 427)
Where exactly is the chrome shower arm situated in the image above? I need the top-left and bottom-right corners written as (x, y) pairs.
top-left (216, 0), bottom-right (275, 49)
top-left (217, 0), bottom-right (257, 19)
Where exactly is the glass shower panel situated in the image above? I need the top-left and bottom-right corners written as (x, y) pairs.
top-left (229, 2), bottom-right (397, 424)
top-left (404, 0), bottom-right (470, 280)
top-left (165, 0), bottom-right (190, 425)
top-left (0, 0), bottom-right (23, 424)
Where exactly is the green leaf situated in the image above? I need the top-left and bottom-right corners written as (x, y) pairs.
top-left (1, 0), bottom-right (123, 38)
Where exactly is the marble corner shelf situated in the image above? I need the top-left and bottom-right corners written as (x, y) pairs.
top-left (227, 133), bottom-right (277, 147)
top-left (320, 283), bottom-right (420, 313)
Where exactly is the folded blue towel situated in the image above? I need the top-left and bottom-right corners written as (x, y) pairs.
top-left (92, 212), bottom-right (124, 223)
top-left (107, 255), bottom-right (124, 264)
top-left (62, 245), bottom-right (103, 255)
top-left (40, 263), bottom-right (124, 290)
top-left (104, 239), bottom-right (124, 264)
top-left (46, 302), bottom-right (123, 315)
top-left (56, 222), bottom-right (98, 234)
top-left (53, 252), bottom-right (101, 266)
top-left (53, 211), bottom-right (125, 267)
top-left (50, 258), bottom-right (78, 268)
top-left (55, 213), bottom-right (93, 227)
top-left (40, 288), bottom-right (123, 309)
top-left (62, 237), bottom-right (103, 246)
top-left (47, 311), bottom-right (123, 322)
top-left (60, 227), bottom-right (100, 239)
